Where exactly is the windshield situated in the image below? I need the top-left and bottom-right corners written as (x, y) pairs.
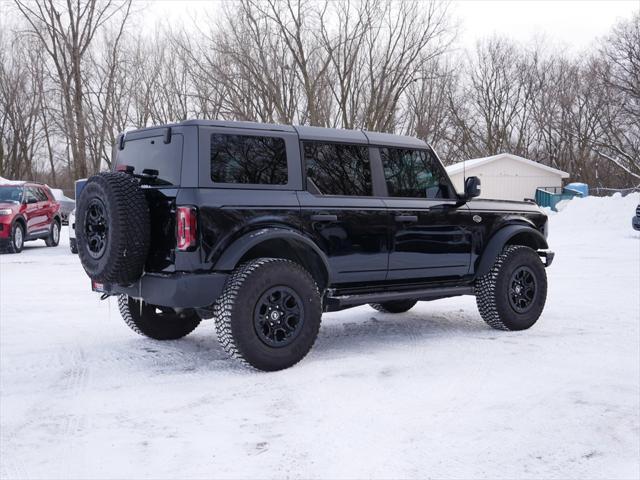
top-left (0, 186), bottom-right (23, 203)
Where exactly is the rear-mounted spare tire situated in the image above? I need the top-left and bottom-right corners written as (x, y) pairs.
top-left (76, 172), bottom-right (150, 284)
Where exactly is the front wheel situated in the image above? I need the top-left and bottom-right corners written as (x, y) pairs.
top-left (214, 258), bottom-right (322, 371)
top-left (3, 222), bottom-right (24, 254)
top-left (117, 295), bottom-right (201, 340)
top-left (475, 245), bottom-right (547, 331)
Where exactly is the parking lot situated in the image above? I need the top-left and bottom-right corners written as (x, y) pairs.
top-left (1, 194), bottom-right (639, 480)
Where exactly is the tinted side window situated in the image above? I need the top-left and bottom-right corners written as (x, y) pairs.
top-left (303, 142), bottom-right (372, 196)
top-left (381, 148), bottom-right (452, 199)
top-left (210, 134), bottom-right (287, 185)
top-left (25, 188), bottom-right (39, 203)
top-left (37, 188), bottom-right (50, 202)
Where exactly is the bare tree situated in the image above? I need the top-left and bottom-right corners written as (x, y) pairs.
top-left (359, 1), bottom-right (455, 132)
top-left (0, 33), bottom-right (46, 180)
top-left (458, 38), bottom-right (533, 157)
top-left (592, 12), bottom-right (640, 183)
top-left (14, 0), bottom-right (132, 178)
top-left (400, 58), bottom-right (460, 161)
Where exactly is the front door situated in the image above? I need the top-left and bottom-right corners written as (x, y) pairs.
top-left (377, 147), bottom-right (472, 281)
top-left (298, 141), bottom-right (389, 284)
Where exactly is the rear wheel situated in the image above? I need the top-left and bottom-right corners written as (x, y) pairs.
top-left (214, 258), bottom-right (322, 371)
top-left (370, 299), bottom-right (417, 314)
top-left (475, 245), bottom-right (547, 331)
top-left (45, 220), bottom-right (60, 247)
top-left (117, 295), bottom-right (201, 340)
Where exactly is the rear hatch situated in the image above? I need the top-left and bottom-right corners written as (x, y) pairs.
top-left (112, 128), bottom-right (183, 273)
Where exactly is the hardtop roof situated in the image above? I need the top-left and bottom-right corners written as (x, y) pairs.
top-left (124, 119), bottom-right (431, 150)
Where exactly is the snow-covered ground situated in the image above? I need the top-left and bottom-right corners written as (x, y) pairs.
top-left (1, 194), bottom-right (639, 480)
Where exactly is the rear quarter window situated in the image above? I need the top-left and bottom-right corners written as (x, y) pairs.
top-left (210, 133), bottom-right (288, 185)
top-left (38, 188), bottom-right (48, 201)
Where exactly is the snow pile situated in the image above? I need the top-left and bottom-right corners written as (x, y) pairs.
top-left (551, 192), bottom-right (639, 236)
top-left (1, 196), bottom-right (639, 480)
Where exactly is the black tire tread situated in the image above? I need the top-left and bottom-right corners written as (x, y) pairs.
top-left (77, 172), bottom-right (150, 284)
top-left (370, 299), bottom-right (418, 314)
top-left (117, 295), bottom-right (200, 340)
top-left (213, 258), bottom-right (321, 370)
top-left (475, 245), bottom-right (546, 331)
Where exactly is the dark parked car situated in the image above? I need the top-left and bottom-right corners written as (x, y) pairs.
top-left (633, 204), bottom-right (640, 231)
top-left (0, 182), bottom-right (62, 253)
top-left (76, 120), bottom-right (554, 371)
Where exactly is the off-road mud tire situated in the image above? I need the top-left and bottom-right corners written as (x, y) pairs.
top-left (76, 172), bottom-right (149, 284)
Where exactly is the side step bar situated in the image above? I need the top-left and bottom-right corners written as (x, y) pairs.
top-left (325, 285), bottom-right (474, 309)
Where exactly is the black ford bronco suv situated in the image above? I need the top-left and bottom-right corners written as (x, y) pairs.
top-left (76, 120), bottom-right (554, 371)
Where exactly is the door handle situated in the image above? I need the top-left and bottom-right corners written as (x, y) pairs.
top-left (395, 215), bottom-right (418, 223)
top-left (310, 214), bottom-right (338, 222)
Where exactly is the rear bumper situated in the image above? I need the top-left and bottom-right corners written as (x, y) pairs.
top-left (633, 216), bottom-right (640, 231)
top-left (94, 271), bottom-right (228, 308)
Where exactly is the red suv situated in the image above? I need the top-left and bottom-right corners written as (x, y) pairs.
top-left (0, 182), bottom-right (62, 253)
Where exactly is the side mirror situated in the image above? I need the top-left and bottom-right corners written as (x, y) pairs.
top-left (464, 176), bottom-right (481, 199)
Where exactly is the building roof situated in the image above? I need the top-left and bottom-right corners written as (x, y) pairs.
top-left (445, 153), bottom-right (570, 178)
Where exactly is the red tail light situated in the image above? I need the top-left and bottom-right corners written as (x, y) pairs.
top-left (176, 206), bottom-right (197, 251)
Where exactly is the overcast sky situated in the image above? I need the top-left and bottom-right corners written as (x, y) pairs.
top-left (140, 0), bottom-right (638, 52)
top-left (453, 0), bottom-right (637, 49)
top-left (1, 0), bottom-right (637, 53)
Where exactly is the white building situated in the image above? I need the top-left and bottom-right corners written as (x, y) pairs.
top-left (445, 153), bottom-right (570, 201)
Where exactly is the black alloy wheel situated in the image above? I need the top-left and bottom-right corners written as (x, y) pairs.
top-left (85, 198), bottom-right (108, 259)
top-left (508, 266), bottom-right (537, 313)
top-left (253, 286), bottom-right (305, 348)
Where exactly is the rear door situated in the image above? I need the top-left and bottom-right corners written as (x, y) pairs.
top-left (298, 140), bottom-right (388, 284)
top-left (24, 187), bottom-right (45, 234)
top-left (38, 187), bottom-right (56, 228)
top-left (377, 147), bottom-right (472, 281)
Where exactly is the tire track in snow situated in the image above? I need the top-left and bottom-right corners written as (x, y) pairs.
top-left (1, 345), bottom-right (91, 479)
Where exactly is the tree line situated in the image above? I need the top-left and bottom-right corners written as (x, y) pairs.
top-left (0, 0), bottom-right (638, 193)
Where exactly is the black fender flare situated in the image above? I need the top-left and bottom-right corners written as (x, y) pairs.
top-left (213, 227), bottom-right (332, 283)
top-left (474, 224), bottom-right (548, 277)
